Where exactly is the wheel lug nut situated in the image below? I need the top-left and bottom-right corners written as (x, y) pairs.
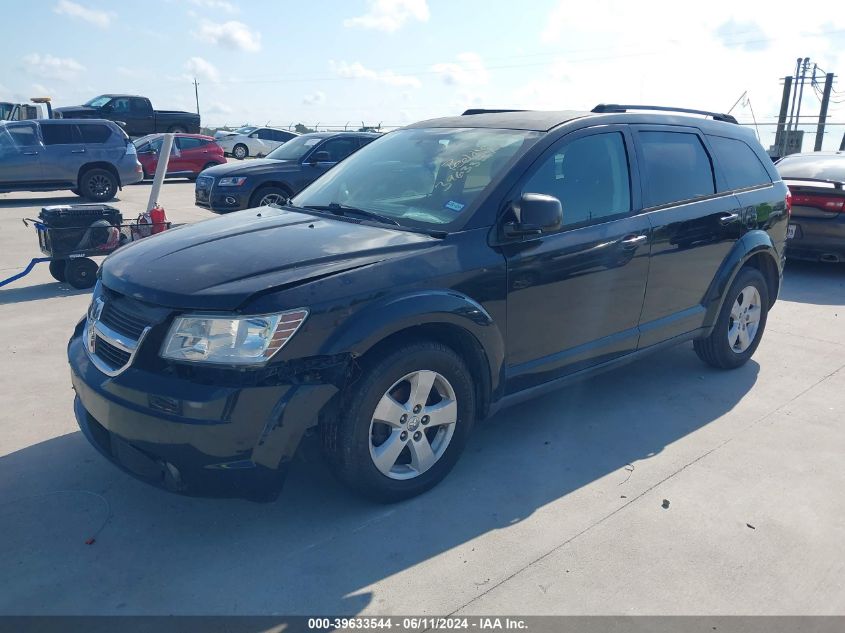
top-left (413, 431), bottom-right (422, 441)
top-left (413, 404), bottom-right (422, 414)
top-left (421, 415), bottom-right (429, 425)
top-left (400, 431), bottom-right (408, 441)
top-left (400, 414), bottom-right (408, 424)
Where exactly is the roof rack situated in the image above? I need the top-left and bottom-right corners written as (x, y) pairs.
top-left (591, 104), bottom-right (738, 124)
top-left (461, 109), bottom-right (528, 116)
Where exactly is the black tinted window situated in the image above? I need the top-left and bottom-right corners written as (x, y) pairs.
top-left (41, 124), bottom-right (81, 145)
top-left (256, 128), bottom-right (274, 140)
top-left (79, 124), bottom-right (112, 144)
top-left (317, 138), bottom-right (360, 162)
top-left (5, 123), bottom-right (39, 146)
top-left (130, 98), bottom-right (151, 113)
top-left (177, 137), bottom-right (204, 150)
top-left (523, 132), bottom-right (632, 226)
top-left (272, 130), bottom-right (294, 142)
top-left (111, 98), bottom-right (130, 113)
top-left (706, 135), bottom-right (771, 190)
top-left (639, 131), bottom-right (715, 206)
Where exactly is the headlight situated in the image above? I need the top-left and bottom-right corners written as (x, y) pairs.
top-left (218, 176), bottom-right (247, 187)
top-left (161, 309), bottom-right (308, 365)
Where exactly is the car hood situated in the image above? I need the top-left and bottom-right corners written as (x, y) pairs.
top-left (100, 207), bottom-right (437, 310)
top-left (199, 159), bottom-right (298, 177)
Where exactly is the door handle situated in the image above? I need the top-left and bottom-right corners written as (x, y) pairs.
top-left (23, 151), bottom-right (38, 156)
top-left (719, 213), bottom-right (739, 226)
top-left (71, 149), bottom-right (86, 154)
top-left (620, 234), bottom-right (648, 248)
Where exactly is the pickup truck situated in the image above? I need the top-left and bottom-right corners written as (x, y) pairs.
top-left (54, 94), bottom-right (200, 137)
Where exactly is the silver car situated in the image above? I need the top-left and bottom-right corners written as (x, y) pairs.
top-left (0, 119), bottom-right (143, 201)
top-left (214, 126), bottom-right (298, 160)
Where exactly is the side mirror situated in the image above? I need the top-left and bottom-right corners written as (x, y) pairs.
top-left (310, 151), bottom-right (331, 164)
top-left (503, 193), bottom-right (562, 238)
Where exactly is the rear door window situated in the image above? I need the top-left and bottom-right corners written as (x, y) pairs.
top-left (78, 124), bottom-right (113, 144)
top-left (706, 135), bottom-right (772, 191)
top-left (41, 124), bottom-right (82, 145)
top-left (177, 137), bottom-right (204, 150)
top-left (638, 130), bottom-right (715, 207)
top-left (130, 98), bottom-right (152, 113)
top-left (317, 137), bottom-right (359, 162)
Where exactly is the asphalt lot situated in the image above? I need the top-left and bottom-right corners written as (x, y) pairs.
top-left (0, 181), bottom-right (844, 616)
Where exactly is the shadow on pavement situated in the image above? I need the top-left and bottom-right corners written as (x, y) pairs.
top-left (0, 280), bottom-right (93, 305)
top-left (0, 344), bottom-right (759, 615)
top-left (780, 260), bottom-right (845, 306)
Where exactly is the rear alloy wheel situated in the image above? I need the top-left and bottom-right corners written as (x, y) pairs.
top-left (80, 168), bottom-right (118, 202)
top-left (323, 341), bottom-right (475, 502)
top-left (48, 260), bottom-right (67, 282)
top-left (65, 257), bottom-right (99, 289)
top-left (694, 267), bottom-right (769, 369)
top-left (250, 186), bottom-right (289, 208)
top-left (233, 144), bottom-right (248, 160)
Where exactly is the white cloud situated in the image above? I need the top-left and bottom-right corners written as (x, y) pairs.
top-left (53, 0), bottom-right (113, 28)
top-left (194, 19), bottom-right (261, 52)
top-left (21, 53), bottom-right (85, 80)
top-left (432, 52), bottom-right (489, 86)
top-left (343, 0), bottom-right (429, 32)
top-left (206, 101), bottom-right (233, 115)
top-left (331, 60), bottom-right (421, 88)
top-left (184, 56), bottom-right (220, 82)
top-left (303, 91), bottom-right (326, 106)
top-left (188, 0), bottom-right (238, 13)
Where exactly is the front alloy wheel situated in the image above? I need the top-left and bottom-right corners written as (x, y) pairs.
top-left (323, 341), bottom-right (476, 502)
top-left (369, 370), bottom-right (458, 480)
top-left (728, 286), bottom-right (762, 353)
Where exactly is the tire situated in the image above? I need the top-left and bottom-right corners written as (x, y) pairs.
top-left (249, 186), bottom-right (289, 208)
top-left (694, 267), bottom-right (769, 369)
top-left (322, 341), bottom-right (476, 502)
top-left (168, 125), bottom-right (187, 134)
top-left (65, 258), bottom-right (99, 289)
top-left (80, 168), bottom-right (118, 202)
top-left (232, 144), bottom-right (248, 160)
top-left (48, 260), bottom-right (67, 282)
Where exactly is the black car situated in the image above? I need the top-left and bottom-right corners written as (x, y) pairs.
top-left (775, 151), bottom-right (845, 263)
top-left (194, 132), bottom-right (379, 212)
top-left (69, 105), bottom-right (788, 502)
top-left (55, 95), bottom-right (200, 137)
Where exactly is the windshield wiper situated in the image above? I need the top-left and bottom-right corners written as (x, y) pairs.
top-left (303, 202), bottom-right (401, 227)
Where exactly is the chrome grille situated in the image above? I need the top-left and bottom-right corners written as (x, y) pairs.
top-left (94, 336), bottom-right (131, 369)
top-left (100, 300), bottom-right (149, 339)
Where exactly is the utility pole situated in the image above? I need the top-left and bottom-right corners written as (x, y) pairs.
top-left (793, 57), bottom-right (811, 137)
top-left (814, 72), bottom-right (834, 151)
top-left (193, 77), bottom-right (200, 117)
top-left (781, 58), bottom-right (803, 157)
top-left (774, 76), bottom-right (792, 155)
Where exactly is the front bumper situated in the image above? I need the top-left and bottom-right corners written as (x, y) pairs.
top-left (195, 184), bottom-right (250, 212)
top-left (68, 328), bottom-right (337, 500)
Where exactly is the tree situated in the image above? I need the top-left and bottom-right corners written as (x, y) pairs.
top-left (295, 123), bottom-right (316, 134)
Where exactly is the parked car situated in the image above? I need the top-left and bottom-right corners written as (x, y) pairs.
top-left (0, 118), bottom-right (143, 201)
top-left (54, 95), bottom-right (200, 137)
top-left (69, 105), bottom-right (788, 502)
top-left (775, 151), bottom-right (845, 263)
top-left (195, 131), bottom-right (378, 211)
top-left (214, 126), bottom-right (299, 159)
top-left (134, 133), bottom-right (226, 180)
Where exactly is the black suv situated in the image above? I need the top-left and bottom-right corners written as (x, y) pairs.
top-left (194, 131), bottom-right (379, 212)
top-left (69, 105), bottom-right (788, 502)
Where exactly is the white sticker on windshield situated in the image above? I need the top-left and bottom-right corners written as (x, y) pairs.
top-left (305, 139), bottom-right (321, 146)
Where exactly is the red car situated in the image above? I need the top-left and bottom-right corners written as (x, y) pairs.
top-left (133, 133), bottom-right (226, 180)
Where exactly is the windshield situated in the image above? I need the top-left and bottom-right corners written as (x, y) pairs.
top-left (292, 127), bottom-right (540, 230)
top-left (0, 103), bottom-right (12, 120)
top-left (84, 96), bottom-right (112, 108)
top-left (235, 126), bottom-right (257, 135)
top-left (266, 135), bottom-right (324, 160)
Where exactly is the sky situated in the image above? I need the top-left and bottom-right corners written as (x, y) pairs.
top-left (2, 0), bottom-right (845, 150)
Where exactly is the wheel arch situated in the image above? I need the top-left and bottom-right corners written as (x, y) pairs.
top-left (702, 230), bottom-right (782, 332)
top-left (321, 290), bottom-right (504, 420)
top-left (77, 161), bottom-right (122, 188)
